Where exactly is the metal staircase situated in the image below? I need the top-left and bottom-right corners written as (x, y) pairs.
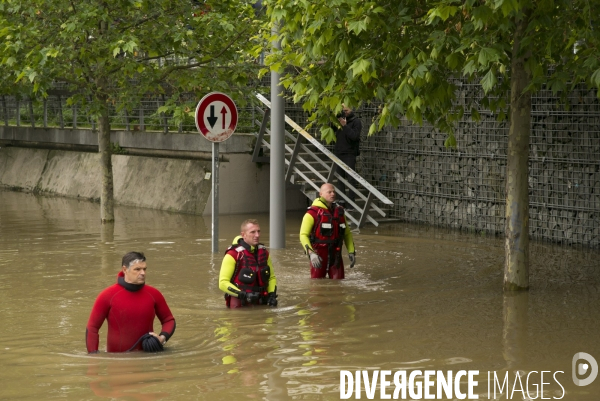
top-left (251, 93), bottom-right (393, 228)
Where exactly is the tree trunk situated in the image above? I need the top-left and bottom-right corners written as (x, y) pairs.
top-left (504, 15), bottom-right (531, 291)
top-left (98, 99), bottom-right (114, 223)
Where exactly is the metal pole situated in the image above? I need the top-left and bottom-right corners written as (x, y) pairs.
top-left (139, 101), bottom-right (145, 131)
top-left (29, 97), bottom-right (35, 128)
top-left (43, 98), bottom-right (47, 128)
top-left (58, 95), bottom-right (64, 128)
top-left (270, 20), bottom-right (286, 249)
top-left (212, 141), bottom-right (219, 253)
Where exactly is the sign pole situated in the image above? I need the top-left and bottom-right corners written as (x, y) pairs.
top-left (212, 142), bottom-right (219, 253)
top-left (194, 91), bottom-right (237, 254)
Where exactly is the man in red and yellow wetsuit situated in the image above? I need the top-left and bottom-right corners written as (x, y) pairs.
top-left (219, 219), bottom-right (278, 308)
top-left (86, 252), bottom-right (176, 353)
top-left (300, 183), bottom-right (356, 279)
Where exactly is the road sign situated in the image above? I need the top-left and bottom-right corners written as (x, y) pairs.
top-left (195, 92), bottom-right (238, 143)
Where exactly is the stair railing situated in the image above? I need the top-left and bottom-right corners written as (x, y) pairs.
top-left (252, 93), bottom-right (393, 228)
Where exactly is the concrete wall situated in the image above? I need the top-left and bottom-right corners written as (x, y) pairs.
top-left (0, 147), bottom-right (306, 215)
top-left (0, 126), bottom-right (255, 153)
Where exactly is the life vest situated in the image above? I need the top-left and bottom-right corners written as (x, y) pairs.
top-left (225, 243), bottom-right (271, 298)
top-left (307, 204), bottom-right (346, 250)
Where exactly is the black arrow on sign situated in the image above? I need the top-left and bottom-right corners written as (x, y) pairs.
top-left (207, 105), bottom-right (218, 128)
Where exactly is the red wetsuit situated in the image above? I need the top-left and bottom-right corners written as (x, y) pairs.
top-left (86, 272), bottom-right (176, 353)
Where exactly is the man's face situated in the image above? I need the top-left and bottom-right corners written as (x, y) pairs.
top-left (320, 185), bottom-right (336, 204)
top-left (122, 260), bottom-right (147, 284)
top-left (241, 223), bottom-right (261, 247)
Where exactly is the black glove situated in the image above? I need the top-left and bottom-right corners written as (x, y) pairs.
top-left (246, 292), bottom-right (261, 304)
top-left (267, 292), bottom-right (278, 307)
top-left (237, 291), bottom-right (248, 303)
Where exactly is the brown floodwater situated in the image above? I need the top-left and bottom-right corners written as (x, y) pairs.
top-left (0, 190), bottom-right (599, 400)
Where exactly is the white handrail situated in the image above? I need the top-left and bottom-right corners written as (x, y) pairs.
top-left (255, 93), bottom-right (393, 206)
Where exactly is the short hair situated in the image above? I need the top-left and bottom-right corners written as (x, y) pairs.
top-left (241, 219), bottom-right (259, 232)
top-left (122, 251), bottom-right (146, 269)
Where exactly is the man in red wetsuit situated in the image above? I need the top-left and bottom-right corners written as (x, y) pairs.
top-left (86, 252), bottom-right (176, 353)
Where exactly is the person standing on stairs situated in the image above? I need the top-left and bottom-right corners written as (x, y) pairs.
top-left (299, 183), bottom-right (356, 279)
top-left (333, 105), bottom-right (362, 210)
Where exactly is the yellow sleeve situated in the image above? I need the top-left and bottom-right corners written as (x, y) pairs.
top-left (266, 255), bottom-right (277, 293)
top-left (299, 213), bottom-right (315, 253)
top-left (343, 215), bottom-right (355, 254)
top-left (218, 254), bottom-right (241, 297)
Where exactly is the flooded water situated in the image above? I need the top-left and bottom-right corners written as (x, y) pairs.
top-left (0, 190), bottom-right (599, 400)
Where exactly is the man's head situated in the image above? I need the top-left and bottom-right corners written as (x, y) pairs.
top-left (320, 183), bottom-right (336, 206)
top-left (121, 251), bottom-right (147, 285)
top-left (342, 105), bottom-right (352, 115)
top-left (241, 219), bottom-right (261, 247)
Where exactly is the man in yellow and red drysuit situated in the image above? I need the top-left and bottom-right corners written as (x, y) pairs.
top-left (219, 219), bottom-right (278, 308)
top-left (300, 183), bottom-right (356, 279)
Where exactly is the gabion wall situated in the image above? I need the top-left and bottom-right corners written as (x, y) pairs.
top-left (356, 83), bottom-right (600, 247)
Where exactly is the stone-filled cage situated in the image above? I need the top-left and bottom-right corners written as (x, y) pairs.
top-left (353, 82), bottom-right (600, 247)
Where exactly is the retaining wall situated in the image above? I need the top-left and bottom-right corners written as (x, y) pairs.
top-left (0, 146), bottom-right (306, 216)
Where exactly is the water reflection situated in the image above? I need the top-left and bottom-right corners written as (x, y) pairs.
top-left (87, 357), bottom-right (173, 400)
top-left (502, 292), bottom-right (529, 370)
top-left (1, 190), bottom-right (599, 400)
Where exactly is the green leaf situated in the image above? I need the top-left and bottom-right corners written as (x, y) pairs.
top-left (368, 123), bottom-right (377, 135)
top-left (498, 0), bottom-right (520, 16)
top-left (113, 47), bottom-right (121, 58)
top-left (463, 60), bottom-right (477, 76)
top-left (591, 68), bottom-right (600, 88)
top-left (15, 70), bottom-right (26, 83)
top-left (446, 53), bottom-right (460, 69)
top-left (478, 47), bottom-right (500, 67)
top-left (444, 133), bottom-right (457, 148)
top-left (480, 69), bottom-right (497, 93)
top-left (409, 96), bottom-right (423, 112)
top-left (350, 59), bottom-right (371, 77)
top-left (395, 79), bottom-right (414, 102)
top-left (412, 64), bottom-right (428, 79)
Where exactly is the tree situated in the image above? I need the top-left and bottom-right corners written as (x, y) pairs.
top-left (0, 0), bottom-right (263, 222)
top-left (262, 0), bottom-right (600, 290)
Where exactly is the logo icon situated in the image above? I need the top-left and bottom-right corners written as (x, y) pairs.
top-left (572, 352), bottom-right (598, 386)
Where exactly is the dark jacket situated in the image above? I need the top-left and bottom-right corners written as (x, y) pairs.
top-left (333, 112), bottom-right (362, 156)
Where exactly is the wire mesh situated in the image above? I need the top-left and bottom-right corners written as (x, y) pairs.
top-left (356, 82), bottom-right (600, 247)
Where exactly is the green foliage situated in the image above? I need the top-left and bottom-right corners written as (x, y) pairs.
top-left (0, 0), bottom-right (265, 119)
top-left (262, 0), bottom-right (600, 143)
top-left (111, 142), bottom-right (127, 154)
